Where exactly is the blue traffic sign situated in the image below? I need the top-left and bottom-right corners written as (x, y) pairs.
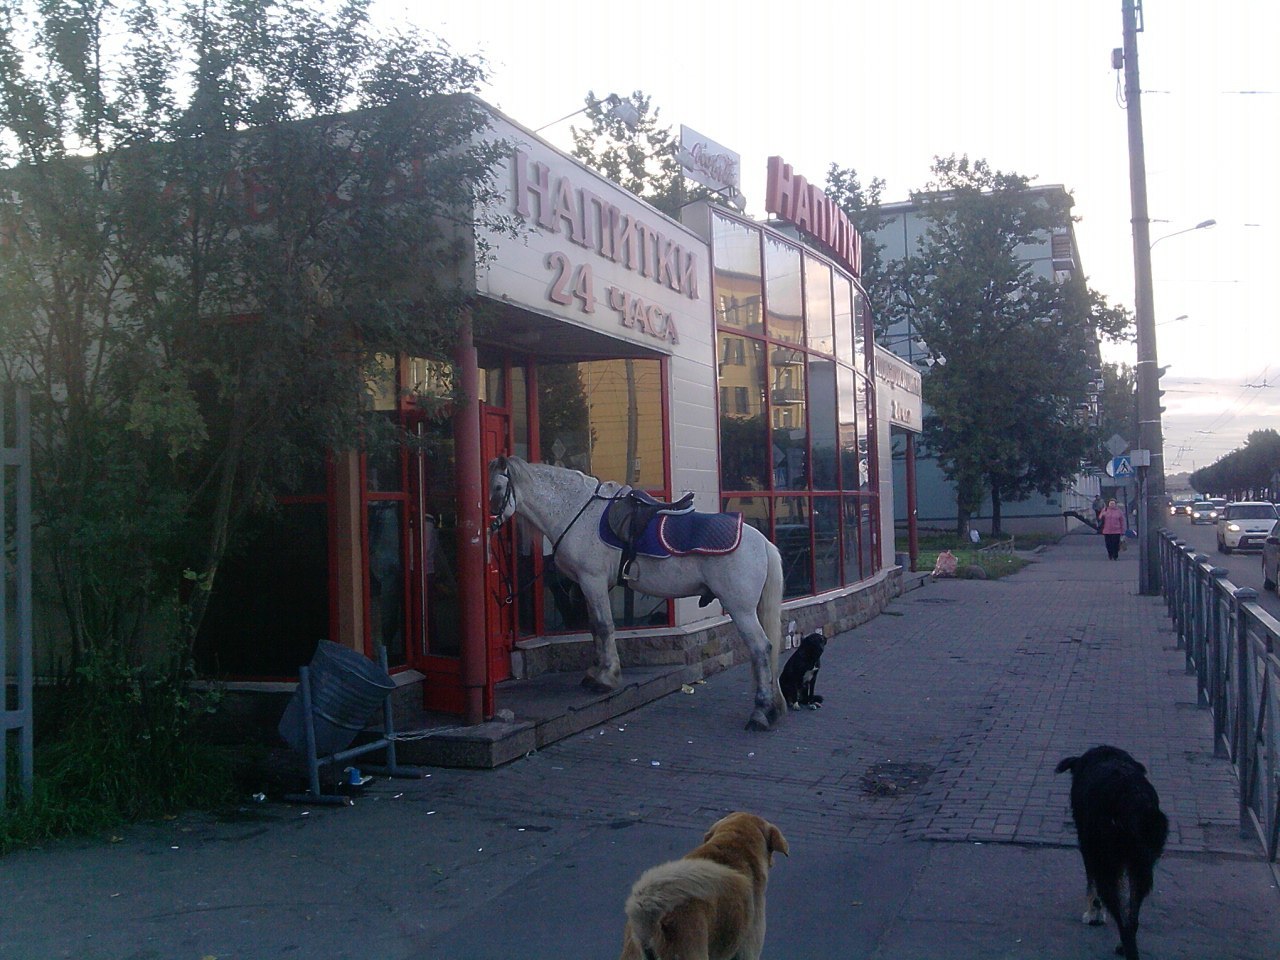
top-left (1108, 455), bottom-right (1135, 479)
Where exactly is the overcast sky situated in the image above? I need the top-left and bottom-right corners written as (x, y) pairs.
top-left (373, 0), bottom-right (1279, 474)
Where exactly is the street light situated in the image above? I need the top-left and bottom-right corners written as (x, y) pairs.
top-left (1150, 218), bottom-right (1216, 250)
top-left (534, 94), bottom-right (640, 133)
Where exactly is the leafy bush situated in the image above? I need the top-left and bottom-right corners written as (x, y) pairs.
top-left (1, 649), bottom-right (235, 854)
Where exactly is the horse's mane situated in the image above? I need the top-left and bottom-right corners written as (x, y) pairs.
top-left (508, 458), bottom-right (626, 499)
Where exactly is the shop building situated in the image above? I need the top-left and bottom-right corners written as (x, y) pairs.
top-left (198, 105), bottom-right (914, 743)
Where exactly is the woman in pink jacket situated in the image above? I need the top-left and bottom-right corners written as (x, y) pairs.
top-left (1099, 498), bottom-right (1127, 560)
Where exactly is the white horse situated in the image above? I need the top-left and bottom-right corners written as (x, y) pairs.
top-left (488, 456), bottom-right (787, 730)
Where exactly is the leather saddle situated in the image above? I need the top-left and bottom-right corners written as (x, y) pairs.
top-left (604, 487), bottom-right (696, 582)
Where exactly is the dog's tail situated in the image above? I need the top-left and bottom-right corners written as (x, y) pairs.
top-left (624, 859), bottom-right (749, 952)
top-left (1054, 755), bottom-right (1078, 775)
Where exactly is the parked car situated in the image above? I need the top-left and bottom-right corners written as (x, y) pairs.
top-left (1189, 501), bottom-right (1219, 524)
top-left (1216, 501), bottom-right (1279, 553)
top-left (1169, 498), bottom-right (1194, 517)
top-left (1263, 520), bottom-right (1280, 592)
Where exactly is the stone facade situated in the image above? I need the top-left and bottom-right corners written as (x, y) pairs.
top-left (512, 566), bottom-right (903, 681)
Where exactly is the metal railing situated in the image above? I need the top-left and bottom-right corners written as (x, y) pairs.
top-left (2, 386), bottom-right (33, 808)
top-left (977, 536), bottom-right (1015, 555)
top-left (1160, 531), bottom-right (1279, 871)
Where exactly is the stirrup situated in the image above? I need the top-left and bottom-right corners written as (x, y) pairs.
top-left (622, 558), bottom-right (640, 581)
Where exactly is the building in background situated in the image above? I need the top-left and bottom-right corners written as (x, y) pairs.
top-left (871, 187), bottom-right (1101, 536)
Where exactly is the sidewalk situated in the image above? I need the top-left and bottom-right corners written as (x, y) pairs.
top-left (3, 533), bottom-right (1278, 959)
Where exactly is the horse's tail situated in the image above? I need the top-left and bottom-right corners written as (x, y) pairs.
top-left (758, 540), bottom-right (785, 679)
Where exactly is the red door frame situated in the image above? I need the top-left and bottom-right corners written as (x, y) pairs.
top-left (482, 404), bottom-right (514, 687)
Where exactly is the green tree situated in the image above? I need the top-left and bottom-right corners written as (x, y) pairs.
top-left (0, 0), bottom-right (507, 830)
top-left (1096, 361), bottom-right (1136, 463)
top-left (568, 91), bottom-right (715, 219)
top-left (824, 164), bottom-right (893, 329)
top-left (1191, 429), bottom-right (1280, 500)
top-left (879, 155), bottom-right (1131, 534)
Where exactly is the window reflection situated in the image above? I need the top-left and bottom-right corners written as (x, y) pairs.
top-left (718, 335), bottom-right (769, 492)
top-left (834, 276), bottom-right (855, 367)
top-left (842, 496), bottom-right (861, 584)
top-left (814, 496), bottom-right (841, 592)
top-left (769, 347), bottom-right (808, 490)
top-left (775, 496), bottom-right (812, 598)
top-left (809, 359), bottom-right (837, 490)
top-left (706, 213), bottom-right (881, 597)
top-left (713, 213), bottom-right (763, 334)
top-left (368, 502), bottom-right (405, 664)
top-left (855, 373), bottom-right (872, 491)
top-left (723, 495), bottom-right (771, 540)
top-left (764, 236), bottom-right (803, 344)
top-left (539, 359), bottom-right (665, 488)
top-left (837, 365), bottom-right (858, 491)
top-left (804, 257), bottom-right (834, 355)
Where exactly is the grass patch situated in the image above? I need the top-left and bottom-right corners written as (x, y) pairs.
top-left (911, 531), bottom-right (1052, 580)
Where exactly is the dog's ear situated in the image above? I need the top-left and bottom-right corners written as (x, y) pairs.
top-left (765, 822), bottom-right (789, 862)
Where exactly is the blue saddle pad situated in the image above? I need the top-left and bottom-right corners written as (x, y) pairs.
top-left (598, 504), bottom-right (743, 558)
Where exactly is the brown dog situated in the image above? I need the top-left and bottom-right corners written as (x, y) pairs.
top-left (618, 812), bottom-right (789, 960)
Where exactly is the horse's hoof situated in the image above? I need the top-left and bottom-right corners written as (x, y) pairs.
top-left (744, 711), bottom-right (773, 731)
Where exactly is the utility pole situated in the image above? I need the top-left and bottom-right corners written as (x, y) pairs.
top-left (1121, 0), bottom-right (1164, 595)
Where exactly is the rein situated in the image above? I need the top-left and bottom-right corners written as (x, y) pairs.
top-left (489, 473), bottom-right (610, 606)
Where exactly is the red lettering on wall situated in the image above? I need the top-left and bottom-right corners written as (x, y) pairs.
top-left (765, 155), bottom-right (863, 278)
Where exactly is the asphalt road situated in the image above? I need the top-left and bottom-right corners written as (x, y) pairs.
top-left (1164, 513), bottom-right (1280, 619)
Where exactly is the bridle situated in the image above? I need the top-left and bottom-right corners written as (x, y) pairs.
top-left (487, 464), bottom-right (610, 605)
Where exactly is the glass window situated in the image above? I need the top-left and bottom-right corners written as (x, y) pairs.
top-left (764, 236), bottom-right (803, 344)
top-left (723, 495), bottom-right (771, 541)
top-left (368, 501), bottom-right (405, 664)
top-left (482, 365), bottom-right (506, 407)
top-left (804, 257), bottom-right (834, 355)
top-left (366, 410), bottom-right (403, 492)
top-left (713, 213), bottom-right (763, 334)
top-left (425, 499), bottom-right (460, 657)
top-left (837, 365), bottom-right (858, 491)
top-left (775, 496), bottom-right (812, 599)
top-left (511, 366), bottom-right (529, 460)
top-left (420, 417), bottom-right (459, 658)
top-left (813, 496), bottom-right (841, 593)
top-left (860, 498), bottom-right (878, 577)
top-left (539, 359), bottom-right (665, 488)
top-left (855, 289), bottom-right (869, 375)
top-left (769, 347), bottom-right (808, 490)
top-left (855, 373), bottom-right (873, 492)
top-left (718, 335), bottom-right (769, 492)
top-left (808, 358), bottom-right (838, 490)
top-left (841, 496), bottom-right (861, 584)
top-left (834, 275), bottom-right (855, 367)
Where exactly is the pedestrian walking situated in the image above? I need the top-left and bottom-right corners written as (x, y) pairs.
top-left (1092, 494), bottom-right (1105, 532)
top-left (1099, 498), bottom-right (1126, 560)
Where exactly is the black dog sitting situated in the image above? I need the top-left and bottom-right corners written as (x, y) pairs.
top-left (1055, 745), bottom-right (1168, 960)
top-left (779, 632), bottom-right (825, 710)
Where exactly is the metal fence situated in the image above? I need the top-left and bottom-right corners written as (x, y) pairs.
top-left (1160, 530), bottom-right (1279, 872)
top-left (2, 386), bottom-right (34, 808)
top-left (977, 536), bottom-right (1016, 555)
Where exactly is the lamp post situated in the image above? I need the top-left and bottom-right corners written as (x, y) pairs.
top-left (1150, 219), bottom-right (1216, 251)
top-left (534, 94), bottom-right (640, 133)
top-left (1120, 0), bottom-right (1164, 595)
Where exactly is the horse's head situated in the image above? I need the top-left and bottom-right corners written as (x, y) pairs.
top-left (487, 456), bottom-right (517, 533)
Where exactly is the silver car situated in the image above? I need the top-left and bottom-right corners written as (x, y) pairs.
top-left (1189, 501), bottom-right (1219, 524)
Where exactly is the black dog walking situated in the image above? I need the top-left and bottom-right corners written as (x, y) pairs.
top-left (1056, 745), bottom-right (1168, 960)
